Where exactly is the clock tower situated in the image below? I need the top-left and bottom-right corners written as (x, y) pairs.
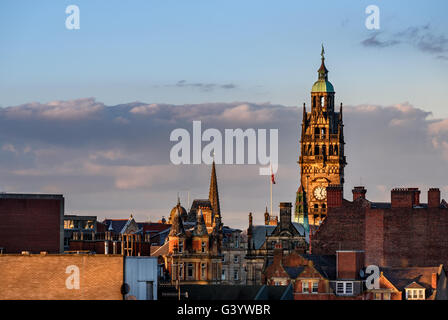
top-left (295, 46), bottom-right (346, 226)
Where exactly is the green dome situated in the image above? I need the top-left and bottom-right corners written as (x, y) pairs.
top-left (311, 79), bottom-right (334, 93)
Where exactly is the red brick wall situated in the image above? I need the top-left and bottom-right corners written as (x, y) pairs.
top-left (337, 251), bottom-right (364, 279)
top-left (311, 201), bottom-right (366, 255)
top-left (365, 210), bottom-right (384, 266)
top-left (0, 254), bottom-right (123, 300)
top-left (312, 194), bottom-right (448, 268)
top-left (0, 196), bottom-right (63, 253)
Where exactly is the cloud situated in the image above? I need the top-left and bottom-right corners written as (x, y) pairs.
top-left (361, 25), bottom-right (448, 59)
top-left (0, 98), bottom-right (447, 228)
top-left (170, 80), bottom-right (238, 92)
top-left (1, 97), bottom-right (104, 120)
top-left (361, 32), bottom-right (400, 48)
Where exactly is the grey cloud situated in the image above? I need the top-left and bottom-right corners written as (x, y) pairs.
top-left (0, 99), bottom-right (447, 228)
top-left (361, 25), bottom-right (448, 59)
top-left (361, 32), bottom-right (400, 48)
top-left (173, 80), bottom-right (237, 91)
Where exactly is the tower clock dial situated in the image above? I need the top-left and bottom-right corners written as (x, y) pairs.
top-left (314, 186), bottom-right (327, 200)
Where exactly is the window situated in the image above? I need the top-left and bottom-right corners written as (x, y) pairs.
top-left (336, 281), bottom-right (354, 295)
top-left (374, 293), bottom-right (381, 300)
top-left (302, 281), bottom-right (309, 293)
top-left (235, 238), bottom-right (239, 248)
top-left (406, 289), bottom-right (425, 300)
top-left (178, 241), bottom-right (183, 253)
top-left (201, 263), bottom-right (207, 279)
top-left (234, 255), bottom-right (239, 264)
top-left (314, 145), bottom-right (320, 155)
top-left (221, 269), bottom-right (226, 280)
top-left (187, 263), bottom-right (194, 278)
top-left (201, 241), bottom-right (206, 253)
top-left (383, 292), bottom-right (391, 300)
top-left (234, 269), bottom-right (239, 281)
top-left (312, 282), bottom-right (318, 294)
top-left (179, 263), bottom-right (184, 279)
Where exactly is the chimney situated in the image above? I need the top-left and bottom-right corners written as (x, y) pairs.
top-left (279, 202), bottom-right (292, 230)
top-left (327, 185), bottom-right (343, 208)
top-left (352, 186), bottom-right (366, 201)
top-left (431, 272), bottom-right (437, 289)
top-left (391, 188), bottom-right (420, 208)
top-left (337, 250), bottom-right (365, 280)
top-left (428, 188), bottom-right (441, 208)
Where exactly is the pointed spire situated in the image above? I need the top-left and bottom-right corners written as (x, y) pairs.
top-left (209, 159), bottom-right (221, 219)
top-left (318, 44), bottom-right (329, 81)
top-left (169, 207), bottom-right (185, 236)
top-left (339, 103), bottom-right (343, 120)
top-left (193, 208), bottom-right (208, 236)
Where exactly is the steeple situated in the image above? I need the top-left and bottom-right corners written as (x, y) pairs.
top-left (318, 44), bottom-right (329, 81)
top-left (312, 44), bottom-right (334, 93)
top-left (208, 159), bottom-right (221, 219)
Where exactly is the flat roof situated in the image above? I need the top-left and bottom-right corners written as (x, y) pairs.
top-left (0, 193), bottom-right (63, 199)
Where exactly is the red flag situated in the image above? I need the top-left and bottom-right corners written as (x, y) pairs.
top-left (270, 165), bottom-right (276, 184)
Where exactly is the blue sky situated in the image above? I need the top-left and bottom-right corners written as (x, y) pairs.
top-left (1, 0), bottom-right (447, 117)
top-left (1, 1), bottom-right (448, 226)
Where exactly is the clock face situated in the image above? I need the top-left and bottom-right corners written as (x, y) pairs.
top-left (314, 186), bottom-right (327, 200)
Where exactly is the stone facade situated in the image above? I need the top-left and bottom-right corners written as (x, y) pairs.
top-left (296, 48), bottom-right (346, 226)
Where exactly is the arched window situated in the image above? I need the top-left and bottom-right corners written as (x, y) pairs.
top-left (313, 96), bottom-right (316, 108)
top-left (321, 96), bottom-right (325, 108)
top-left (321, 128), bottom-right (326, 139)
top-left (334, 145), bottom-right (338, 155)
top-left (314, 145), bottom-right (319, 155)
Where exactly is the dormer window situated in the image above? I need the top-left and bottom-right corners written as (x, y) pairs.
top-left (406, 288), bottom-right (425, 300)
top-left (336, 281), bottom-right (353, 295)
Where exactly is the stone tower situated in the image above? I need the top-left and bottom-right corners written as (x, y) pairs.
top-left (296, 46), bottom-right (346, 226)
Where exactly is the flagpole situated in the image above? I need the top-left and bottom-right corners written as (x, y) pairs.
top-left (270, 174), bottom-right (273, 218)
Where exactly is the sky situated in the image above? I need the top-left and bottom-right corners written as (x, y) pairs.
top-left (0, 1), bottom-right (447, 229)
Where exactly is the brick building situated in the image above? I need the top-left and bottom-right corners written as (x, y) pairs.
top-left (0, 253), bottom-right (124, 299)
top-left (364, 265), bottom-right (448, 300)
top-left (0, 253), bottom-right (159, 300)
top-left (0, 193), bottom-right (64, 254)
top-left (311, 186), bottom-right (448, 268)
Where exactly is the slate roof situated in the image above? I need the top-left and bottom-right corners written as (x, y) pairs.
top-left (381, 266), bottom-right (440, 292)
top-left (187, 199), bottom-right (212, 222)
top-left (301, 254), bottom-right (337, 279)
top-left (284, 266), bottom-right (305, 279)
top-left (251, 223), bottom-right (309, 250)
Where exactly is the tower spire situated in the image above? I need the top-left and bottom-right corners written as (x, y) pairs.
top-left (209, 159), bottom-right (221, 220)
top-left (318, 44), bottom-right (329, 81)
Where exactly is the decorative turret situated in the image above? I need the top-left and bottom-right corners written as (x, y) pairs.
top-left (168, 207), bottom-right (185, 236)
top-left (193, 209), bottom-right (208, 236)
